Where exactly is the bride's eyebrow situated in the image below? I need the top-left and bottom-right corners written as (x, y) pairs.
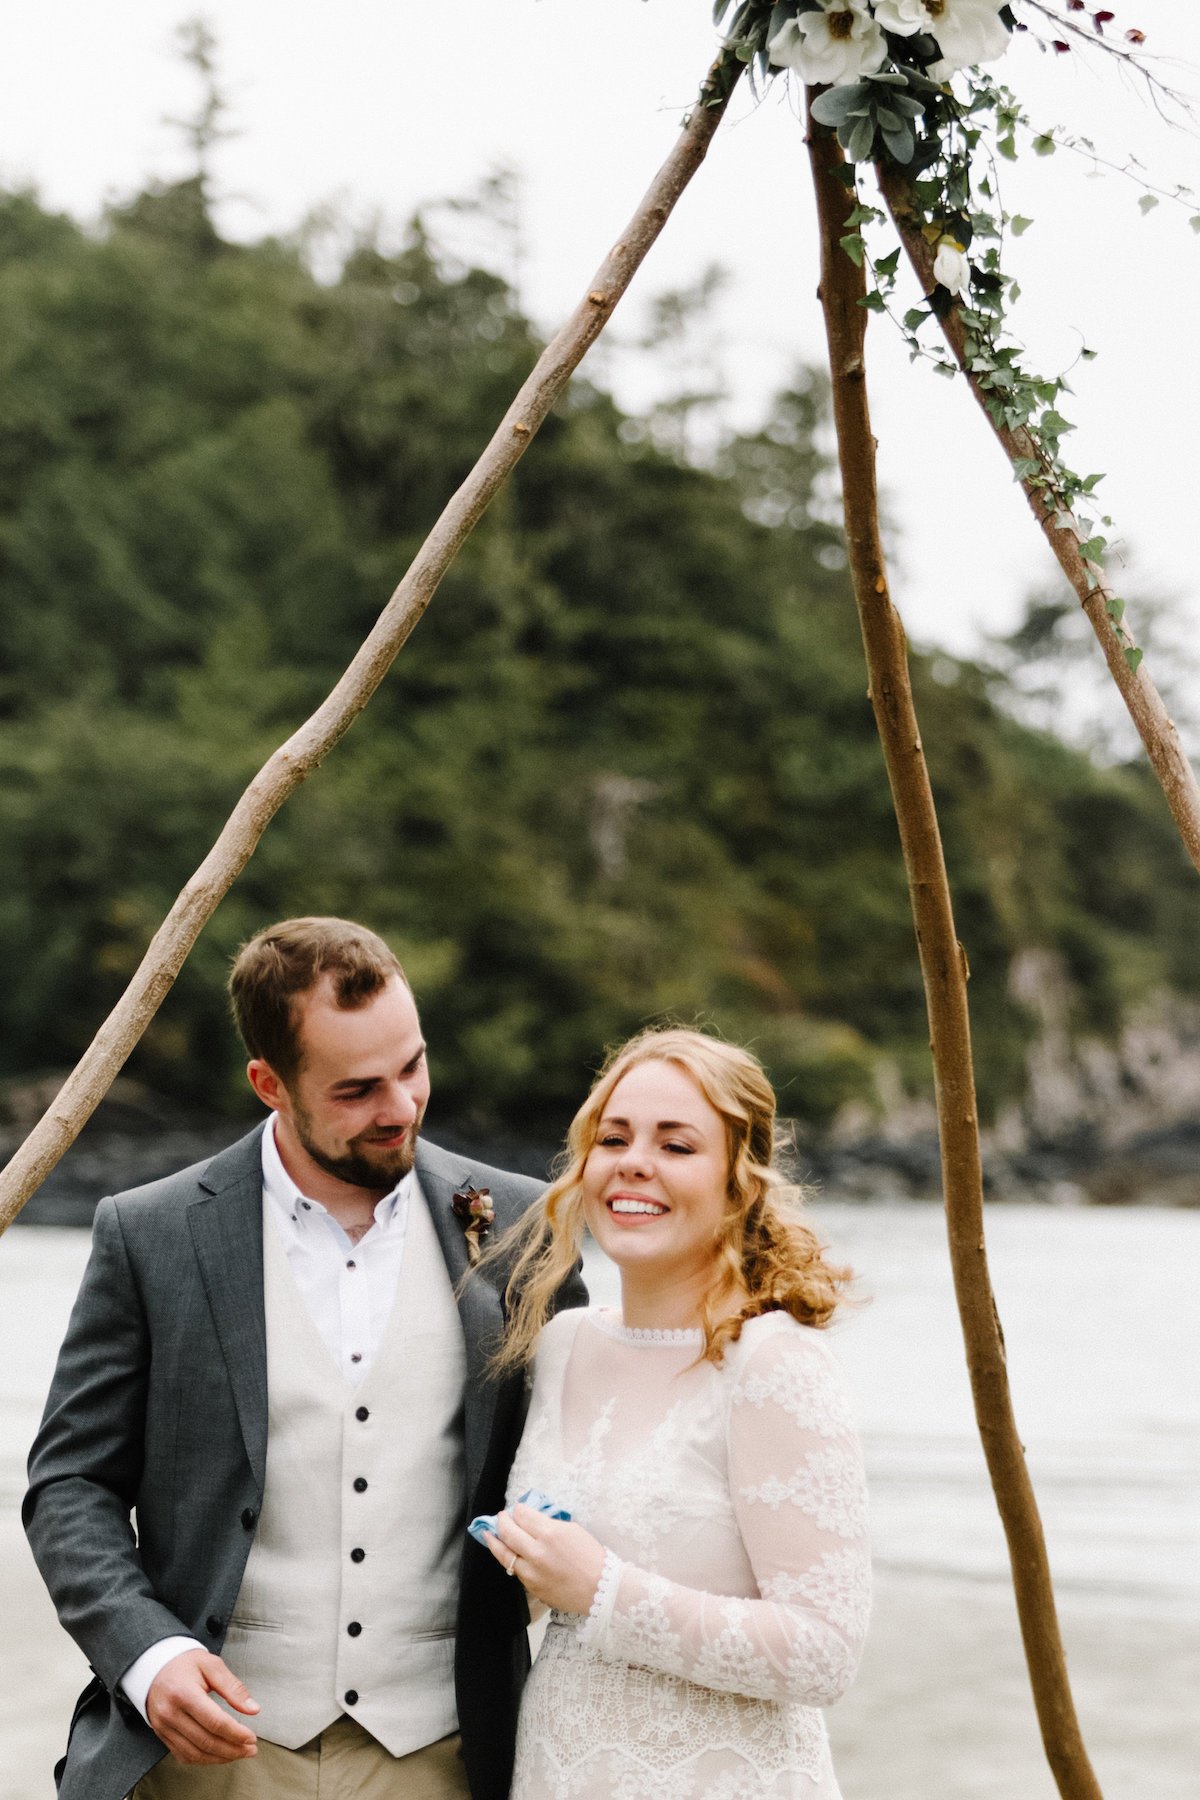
top-left (597, 1116), bottom-right (700, 1133)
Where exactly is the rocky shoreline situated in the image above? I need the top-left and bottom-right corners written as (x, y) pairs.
top-left (4, 1067), bottom-right (1198, 1228)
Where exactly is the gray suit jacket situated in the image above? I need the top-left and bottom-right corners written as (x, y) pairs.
top-left (24, 1126), bottom-right (584, 1800)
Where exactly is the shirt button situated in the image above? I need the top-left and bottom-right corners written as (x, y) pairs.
top-left (350, 1352), bottom-right (363, 1365)
top-left (355, 1407), bottom-right (370, 1423)
top-left (353, 1477), bottom-right (368, 1493)
top-left (301, 1201), bottom-right (311, 1211)
top-left (346, 1260), bottom-right (357, 1270)
top-left (347, 1621), bottom-right (362, 1637)
top-left (350, 1548), bottom-right (365, 1563)
top-left (344, 1689), bottom-right (359, 1706)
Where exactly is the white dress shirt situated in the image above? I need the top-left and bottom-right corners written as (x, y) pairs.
top-left (120, 1117), bottom-right (417, 1721)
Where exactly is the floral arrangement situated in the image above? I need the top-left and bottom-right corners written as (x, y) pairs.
top-left (452, 1183), bottom-right (496, 1264)
top-left (712, 0), bottom-right (1163, 673)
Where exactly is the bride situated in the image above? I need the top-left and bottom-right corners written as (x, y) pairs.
top-left (479, 1027), bottom-right (870, 1800)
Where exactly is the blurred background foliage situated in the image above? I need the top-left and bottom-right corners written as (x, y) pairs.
top-left (1, 174), bottom-right (1198, 1139)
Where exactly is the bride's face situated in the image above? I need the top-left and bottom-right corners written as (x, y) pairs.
top-left (581, 1060), bottom-right (730, 1287)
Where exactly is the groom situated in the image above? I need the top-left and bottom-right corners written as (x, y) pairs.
top-left (25, 916), bottom-right (583, 1800)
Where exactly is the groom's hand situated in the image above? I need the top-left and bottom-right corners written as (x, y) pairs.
top-left (486, 1503), bottom-right (607, 1615)
top-left (147, 1649), bottom-right (260, 1764)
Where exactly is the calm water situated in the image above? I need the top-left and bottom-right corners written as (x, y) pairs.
top-left (3, 1203), bottom-right (1198, 1610)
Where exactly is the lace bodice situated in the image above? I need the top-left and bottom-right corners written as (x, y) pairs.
top-left (507, 1306), bottom-right (871, 1800)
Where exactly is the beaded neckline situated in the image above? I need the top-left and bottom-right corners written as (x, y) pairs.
top-left (589, 1307), bottom-right (703, 1346)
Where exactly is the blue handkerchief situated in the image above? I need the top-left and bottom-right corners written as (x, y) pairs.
top-left (467, 1487), bottom-right (572, 1546)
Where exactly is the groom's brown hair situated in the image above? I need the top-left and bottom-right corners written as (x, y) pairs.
top-left (229, 916), bottom-right (407, 1082)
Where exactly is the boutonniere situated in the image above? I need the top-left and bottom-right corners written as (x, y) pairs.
top-left (451, 1184), bottom-right (495, 1265)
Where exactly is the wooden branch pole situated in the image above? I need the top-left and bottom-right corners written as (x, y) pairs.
top-left (806, 107), bottom-right (1105, 1800)
top-left (878, 162), bottom-right (1200, 876)
top-left (0, 53), bottom-right (742, 1237)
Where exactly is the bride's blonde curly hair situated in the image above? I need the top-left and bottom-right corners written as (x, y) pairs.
top-left (484, 1026), bottom-right (852, 1375)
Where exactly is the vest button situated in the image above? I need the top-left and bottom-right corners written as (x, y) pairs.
top-left (206, 1616), bottom-right (223, 1635)
top-left (355, 1407), bottom-right (370, 1422)
top-left (240, 1508), bottom-right (257, 1530)
top-left (350, 1548), bottom-right (365, 1563)
top-left (344, 1690), bottom-right (359, 1706)
top-left (353, 1477), bottom-right (368, 1493)
top-left (347, 1621), bottom-right (362, 1637)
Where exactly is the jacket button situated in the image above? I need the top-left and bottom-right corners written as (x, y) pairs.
top-left (350, 1548), bottom-right (365, 1563)
top-left (355, 1406), bottom-right (370, 1422)
top-left (353, 1477), bottom-right (368, 1493)
top-left (344, 1689), bottom-right (359, 1706)
top-left (206, 1616), bottom-right (223, 1635)
top-left (347, 1621), bottom-right (362, 1637)
top-left (241, 1508), bottom-right (257, 1530)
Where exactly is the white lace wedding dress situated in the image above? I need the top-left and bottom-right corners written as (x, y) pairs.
top-left (507, 1305), bottom-right (871, 1800)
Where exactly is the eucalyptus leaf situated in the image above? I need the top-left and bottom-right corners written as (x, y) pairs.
top-left (810, 83), bottom-right (871, 127)
top-left (881, 122), bottom-right (915, 165)
top-left (845, 113), bottom-right (877, 163)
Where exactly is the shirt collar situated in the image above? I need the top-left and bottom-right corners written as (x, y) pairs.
top-left (261, 1113), bottom-right (412, 1235)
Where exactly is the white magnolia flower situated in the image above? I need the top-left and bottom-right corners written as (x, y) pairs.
top-left (768, 2), bottom-right (887, 87)
top-left (917, 0), bottom-right (1011, 73)
top-left (871, 0), bottom-right (933, 34)
top-left (932, 236), bottom-right (970, 296)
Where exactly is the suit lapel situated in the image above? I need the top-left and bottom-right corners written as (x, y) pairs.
top-left (187, 1126), bottom-right (269, 1489)
top-left (417, 1142), bottom-right (507, 1509)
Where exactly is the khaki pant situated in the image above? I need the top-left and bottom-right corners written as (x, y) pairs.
top-left (132, 1720), bottom-right (469, 1799)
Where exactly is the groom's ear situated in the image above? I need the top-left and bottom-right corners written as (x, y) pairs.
top-left (247, 1058), bottom-right (287, 1114)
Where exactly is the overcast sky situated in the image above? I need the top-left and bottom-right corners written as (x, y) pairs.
top-left (1, 2), bottom-right (1196, 667)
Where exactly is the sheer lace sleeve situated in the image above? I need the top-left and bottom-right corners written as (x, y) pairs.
top-left (577, 1319), bottom-right (871, 1707)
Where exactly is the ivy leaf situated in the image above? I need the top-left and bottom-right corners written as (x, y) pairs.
top-left (1106, 597), bottom-right (1126, 624)
top-left (1138, 194), bottom-right (1160, 216)
top-left (839, 232), bottom-right (866, 267)
top-left (859, 289), bottom-right (887, 311)
top-left (1077, 536), bottom-right (1107, 561)
top-left (876, 248), bottom-right (902, 279)
top-left (1124, 646), bottom-right (1144, 675)
top-left (903, 306), bottom-right (929, 330)
top-left (1033, 133), bottom-right (1056, 156)
top-left (1190, 215), bottom-right (1200, 234)
top-left (1080, 472), bottom-right (1106, 492)
top-left (1010, 215), bottom-right (1034, 236)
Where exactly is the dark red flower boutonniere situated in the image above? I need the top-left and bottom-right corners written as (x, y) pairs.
top-left (451, 1184), bottom-right (495, 1266)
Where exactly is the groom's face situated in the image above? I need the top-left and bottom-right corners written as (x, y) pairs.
top-left (275, 974), bottom-right (431, 1192)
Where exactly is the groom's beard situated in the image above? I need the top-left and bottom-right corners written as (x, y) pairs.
top-left (291, 1099), bottom-right (425, 1193)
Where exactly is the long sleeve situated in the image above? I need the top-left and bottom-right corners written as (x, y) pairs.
top-left (578, 1322), bottom-right (870, 1707)
top-left (23, 1197), bottom-right (192, 1691)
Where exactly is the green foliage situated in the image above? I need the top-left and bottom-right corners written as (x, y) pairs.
top-left (1, 183), bottom-right (1197, 1138)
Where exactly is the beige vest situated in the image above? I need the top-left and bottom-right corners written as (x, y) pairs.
top-left (223, 1181), bottom-right (468, 1754)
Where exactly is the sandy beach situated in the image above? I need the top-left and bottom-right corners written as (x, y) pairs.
top-left (3, 1508), bottom-right (1195, 1799)
top-left (5, 1211), bottom-right (1197, 1798)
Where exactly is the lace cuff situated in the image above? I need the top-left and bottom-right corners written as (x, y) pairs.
top-left (576, 1548), bottom-right (623, 1645)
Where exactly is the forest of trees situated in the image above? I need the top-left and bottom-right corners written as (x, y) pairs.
top-left (2, 174), bottom-right (1199, 1138)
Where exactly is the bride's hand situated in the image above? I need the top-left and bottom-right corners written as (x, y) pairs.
top-left (484, 1504), bottom-right (607, 1615)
